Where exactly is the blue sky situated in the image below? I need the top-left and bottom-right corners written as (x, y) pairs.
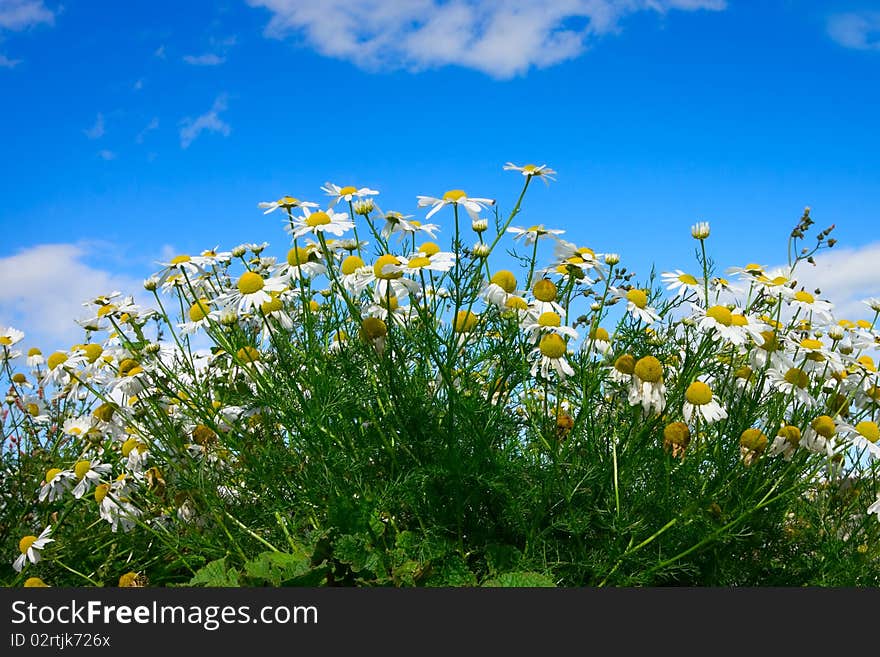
top-left (1, 0), bottom-right (879, 349)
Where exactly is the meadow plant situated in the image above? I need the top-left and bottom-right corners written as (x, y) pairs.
top-left (3, 164), bottom-right (880, 587)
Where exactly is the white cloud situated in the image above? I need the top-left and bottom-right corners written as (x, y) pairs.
top-left (0, 52), bottom-right (21, 67)
top-left (827, 12), bottom-right (880, 51)
top-left (98, 149), bottom-right (116, 160)
top-left (183, 52), bottom-right (226, 66)
top-left (775, 242), bottom-right (880, 322)
top-left (0, 243), bottom-right (146, 351)
top-left (84, 112), bottom-right (105, 139)
top-left (179, 95), bottom-right (231, 149)
top-left (154, 44), bottom-right (166, 59)
top-left (246, 0), bottom-right (726, 78)
top-left (133, 78), bottom-right (144, 91)
top-left (135, 117), bottom-right (159, 144)
top-left (0, 0), bottom-right (54, 30)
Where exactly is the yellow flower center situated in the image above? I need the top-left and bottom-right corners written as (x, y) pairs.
top-left (856, 319), bottom-right (872, 329)
top-left (93, 402), bottom-right (117, 422)
top-left (491, 270), bottom-right (517, 294)
top-left (119, 359), bottom-right (142, 377)
top-left (663, 422), bottom-right (690, 446)
top-left (856, 421), bottom-right (879, 443)
top-left (740, 428), bottom-right (768, 452)
top-left (778, 425), bottom-right (801, 445)
top-left (47, 352), bottom-right (67, 370)
top-left (236, 346), bottom-right (261, 363)
top-left (626, 289), bottom-right (648, 309)
top-left (745, 263), bottom-right (763, 273)
top-left (614, 354), bottom-right (635, 375)
top-left (453, 310), bottom-right (479, 333)
top-left (170, 255), bottom-right (191, 265)
top-left (360, 317), bottom-right (388, 340)
top-left (19, 536), bottom-right (37, 554)
top-left (24, 577), bottom-right (48, 587)
top-left (237, 272), bottom-right (265, 295)
top-left (590, 327), bottom-right (610, 342)
top-left (338, 185), bottom-right (358, 196)
top-left (26, 403), bottom-right (40, 416)
top-left (800, 338), bottom-right (823, 351)
top-left (121, 438), bottom-right (139, 457)
top-left (45, 468), bottom-right (62, 484)
top-left (731, 314), bottom-right (748, 327)
top-left (783, 367), bottom-right (809, 389)
top-left (857, 355), bottom-right (877, 372)
top-left (305, 210), bottom-right (332, 227)
top-left (442, 189), bottom-right (467, 201)
top-left (74, 460), bottom-right (91, 480)
top-left (419, 242), bottom-right (440, 256)
top-left (758, 331), bottom-right (779, 352)
top-left (189, 298), bottom-right (211, 322)
top-left (28, 347), bottom-right (42, 357)
top-left (94, 483), bottom-right (110, 504)
top-left (634, 356), bottom-right (663, 383)
top-left (118, 572), bottom-right (141, 588)
top-left (408, 256), bottom-right (432, 269)
top-left (734, 365), bottom-right (753, 381)
top-left (341, 255), bottom-right (365, 275)
top-left (505, 296), bottom-right (528, 310)
top-left (97, 304), bottom-right (117, 318)
top-left (794, 290), bottom-right (815, 304)
top-left (287, 246), bottom-right (314, 266)
top-left (522, 164), bottom-right (539, 172)
top-left (678, 273), bottom-right (698, 285)
top-left (260, 296), bottom-right (283, 314)
top-left (811, 415), bottom-right (836, 439)
top-left (539, 333), bottom-right (567, 359)
top-left (309, 300), bottom-right (320, 312)
top-left (533, 279), bottom-right (558, 302)
top-left (706, 306), bottom-right (732, 326)
top-left (685, 381), bottom-right (713, 405)
top-left (538, 312), bottom-right (561, 328)
top-left (374, 254), bottom-right (402, 280)
top-left (12, 372), bottom-right (26, 384)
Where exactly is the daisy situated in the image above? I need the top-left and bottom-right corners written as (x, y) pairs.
top-left (41, 350), bottom-right (87, 388)
top-left (726, 262), bottom-right (767, 281)
top-left (768, 424), bottom-right (802, 461)
top-left (366, 254), bottom-right (421, 301)
top-left (257, 195), bottom-right (318, 215)
top-left (285, 207), bottom-right (354, 240)
top-left (739, 428), bottom-right (769, 465)
top-left (663, 421), bottom-right (691, 458)
top-left (789, 336), bottom-right (843, 373)
top-left (0, 326), bottom-right (24, 348)
top-left (549, 240), bottom-right (604, 280)
top-left (661, 270), bottom-right (702, 300)
top-left (506, 224), bottom-right (565, 246)
top-left (481, 270), bottom-right (521, 308)
top-left (530, 333), bottom-right (575, 380)
top-left (38, 467), bottom-right (75, 503)
top-left (613, 287), bottom-right (661, 325)
top-left (283, 244), bottom-right (326, 280)
top-left (95, 483), bottom-right (142, 533)
top-left (72, 459), bottom-right (113, 499)
top-left (178, 297), bottom-right (216, 335)
top-left (521, 311), bottom-right (579, 343)
top-left (691, 222), bottom-right (710, 239)
top-left (682, 380), bottom-right (728, 425)
top-left (321, 183), bottom-right (379, 207)
top-left (503, 162), bottom-right (557, 185)
top-left (154, 254), bottom-right (206, 286)
top-left (864, 298), bottom-right (880, 314)
top-left (800, 415), bottom-right (838, 456)
top-left (584, 326), bottom-right (612, 356)
top-left (529, 278), bottom-right (565, 316)
top-left (390, 247), bottom-right (456, 276)
top-left (13, 525), bottom-right (54, 572)
top-left (215, 271), bottom-right (288, 315)
top-left (381, 213), bottom-right (441, 242)
top-left (765, 364), bottom-right (816, 408)
top-left (608, 353), bottom-right (635, 384)
top-left (693, 305), bottom-right (766, 347)
top-left (843, 420), bottom-right (880, 459)
top-left (417, 190), bottom-right (495, 221)
top-left (786, 289), bottom-right (834, 323)
top-left (627, 356), bottom-right (666, 415)
top-left (26, 347), bottom-right (45, 368)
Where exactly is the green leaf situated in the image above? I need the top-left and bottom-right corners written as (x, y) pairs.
top-left (424, 555), bottom-right (477, 587)
top-left (243, 550), bottom-right (323, 586)
top-left (482, 571), bottom-right (557, 588)
top-left (189, 557), bottom-right (240, 587)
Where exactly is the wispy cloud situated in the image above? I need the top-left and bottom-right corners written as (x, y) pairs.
top-left (773, 242), bottom-right (880, 322)
top-left (179, 95), bottom-right (231, 149)
top-left (246, 0), bottom-right (726, 78)
top-left (133, 78), bottom-right (144, 91)
top-left (0, 243), bottom-right (145, 350)
top-left (827, 12), bottom-right (880, 51)
top-left (83, 112), bottom-right (105, 139)
top-left (154, 44), bottom-right (166, 59)
top-left (183, 52), bottom-right (226, 66)
top-left (98, 149), bottom-right (116, 161)
top-left (135, 117), bottom-right (159, 144)
top-left (0, 0), bottom-right (54, 31)
top-left (0, 52), bottom-right (21, 67)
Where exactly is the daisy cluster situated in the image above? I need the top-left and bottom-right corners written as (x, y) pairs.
top-left (2, 161), bottom-right (879, 583)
